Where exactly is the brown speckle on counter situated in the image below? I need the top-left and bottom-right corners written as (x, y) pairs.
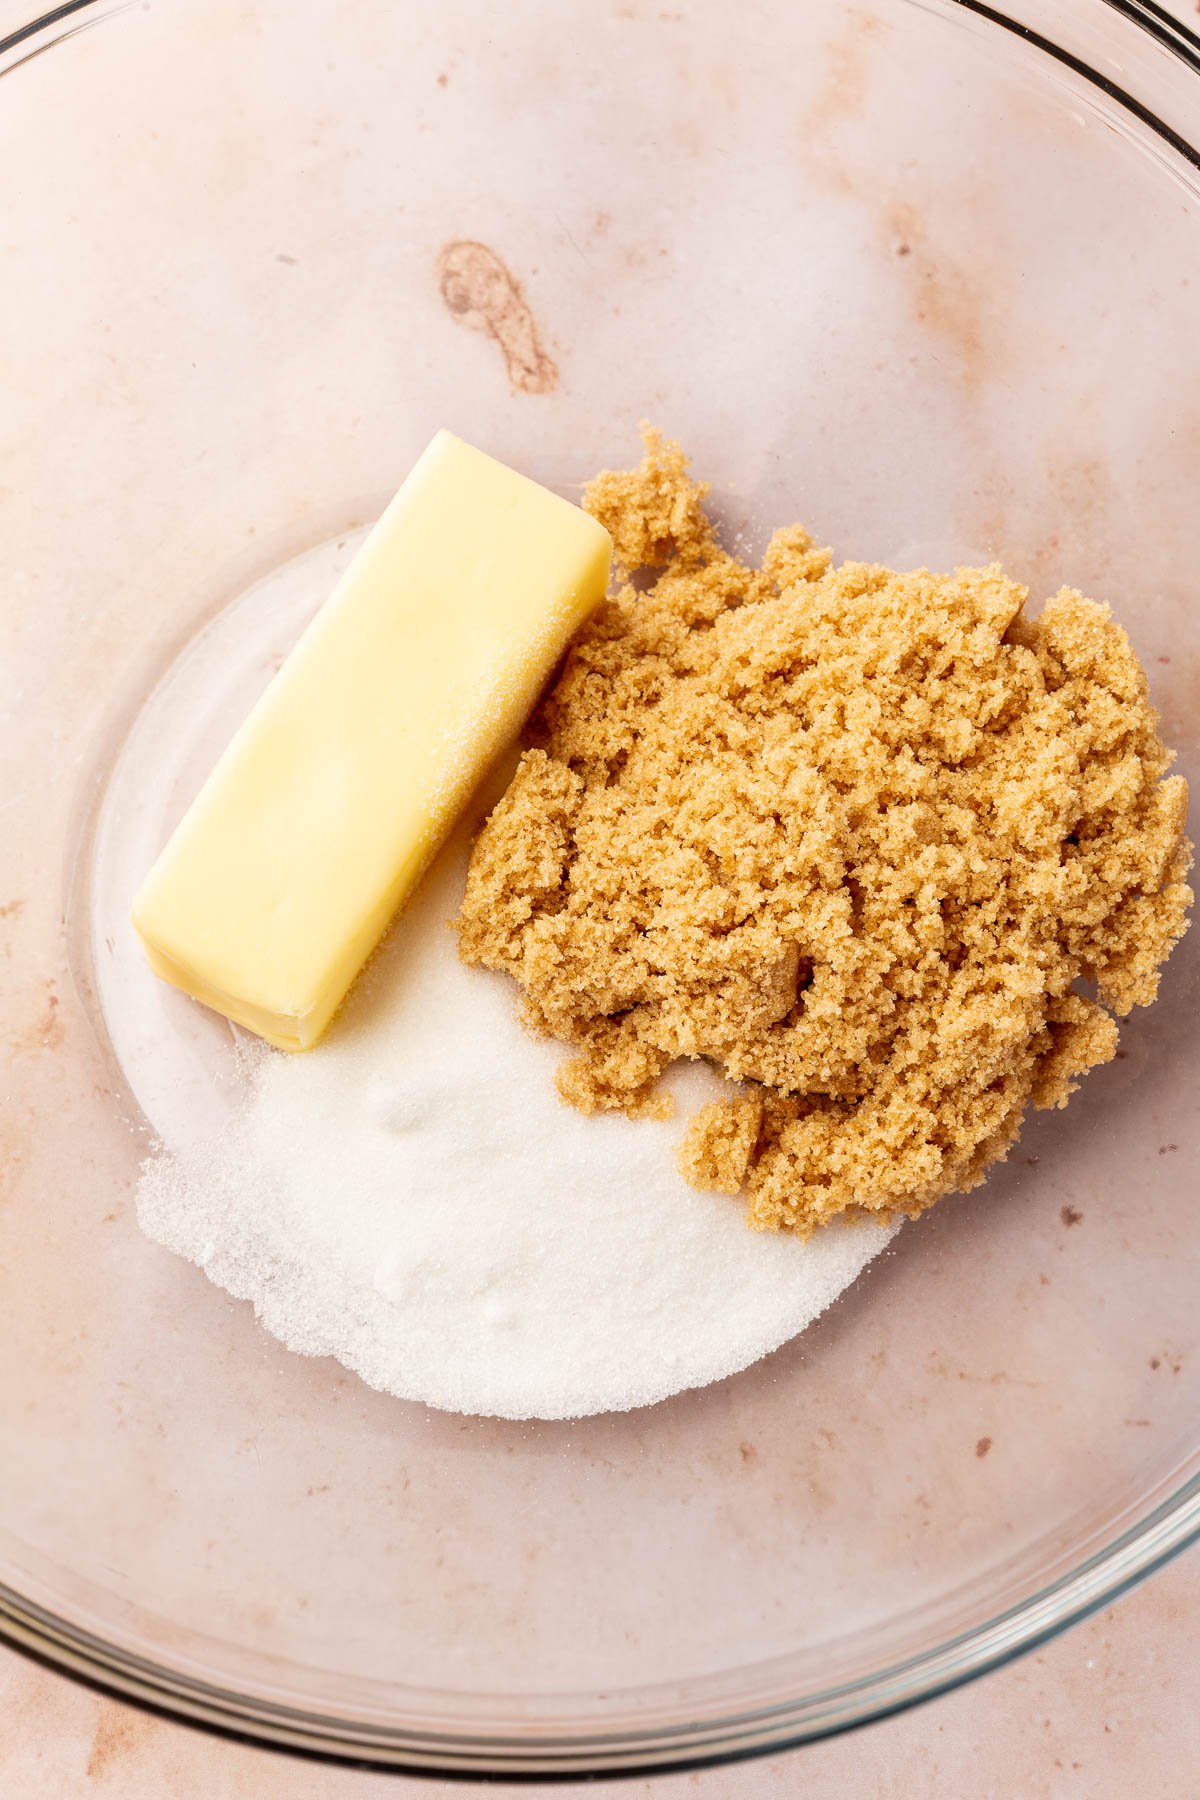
top-left (807, 20), bottom-right (876, 138)
top-left (887, 199), bottom-right (993, 393)
top-left (436, 240), bottom-right (558, 394)
top-left (85, 1700), bottom-right (150, 1780)
top-left (9, 980), bottom-right (64, 1054)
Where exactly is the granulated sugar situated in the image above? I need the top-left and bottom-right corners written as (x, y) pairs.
top-left (137, 818), bottom-right (895, 1420)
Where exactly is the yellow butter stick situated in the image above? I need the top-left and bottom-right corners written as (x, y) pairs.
top-left (133, 431), bottom-right (611, 1049)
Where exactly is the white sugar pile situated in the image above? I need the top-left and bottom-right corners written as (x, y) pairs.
top-left (137, 821), bottom-right (896, 1420)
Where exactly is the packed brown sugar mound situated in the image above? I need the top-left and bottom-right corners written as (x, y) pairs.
top-left (457, 429), bottom-right (1193, 1235)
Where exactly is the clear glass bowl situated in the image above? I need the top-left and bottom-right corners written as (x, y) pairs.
top-left (2, 0), bottom-right (1199, 1777)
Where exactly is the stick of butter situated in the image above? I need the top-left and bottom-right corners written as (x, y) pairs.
top-left (132, 431), bottom-right (612, 1050)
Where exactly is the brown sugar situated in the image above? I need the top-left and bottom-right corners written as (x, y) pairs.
top-left (457, 428), bottom-right (1193, 1235)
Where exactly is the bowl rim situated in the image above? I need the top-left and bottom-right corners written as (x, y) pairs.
top-left (3, 0), bottom-right (1200, 1776)
top-left (3, 1469), bottom-right (1200, 1775)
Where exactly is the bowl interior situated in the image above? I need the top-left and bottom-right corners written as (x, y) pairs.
top-left (2, 0), bottom-right (1199, 1769)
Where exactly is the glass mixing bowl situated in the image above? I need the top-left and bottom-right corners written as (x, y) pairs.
top-left (2, 0), bottom-right (1199, 1777)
